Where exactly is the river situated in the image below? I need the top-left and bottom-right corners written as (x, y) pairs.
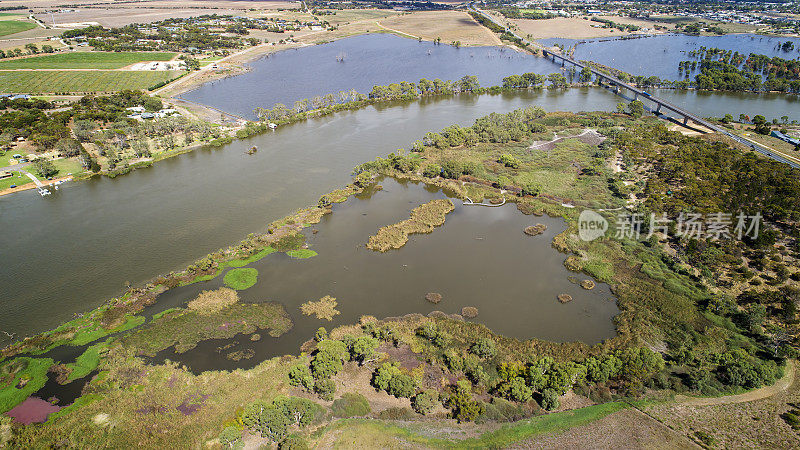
top-left (0, 89), bottom-right (623, 343)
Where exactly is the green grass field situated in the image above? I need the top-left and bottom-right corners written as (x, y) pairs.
top-left (0, 19), bottom-right (36, 37)
top-left (0, 70), bottom-right (182, 93)
top-left (0, 51), bottom-right (176, 70)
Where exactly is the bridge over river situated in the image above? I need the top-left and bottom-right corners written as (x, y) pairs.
top-left (470, 6), bottom-right (800, 169)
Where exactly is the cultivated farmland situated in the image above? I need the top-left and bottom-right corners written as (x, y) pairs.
top-left (0, 19), bottom-right (36, 37)
top-left (0, 51), bottom-right (177, 69)
top-left (0, 70), bottom-right (182, 93)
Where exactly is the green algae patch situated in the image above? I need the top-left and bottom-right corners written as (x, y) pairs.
top-left (287, 249), bottom-right (318, 259)
top-left (0, 357), bottom-right (54, 414)
top-left (366, 199), bottom-right (454, 252)
top-left (300, 295), bottom-right (340, 321)
top-left (122, 302), bottom-right (292, 355)
top-left (223, 268), bottom-right (259, 290)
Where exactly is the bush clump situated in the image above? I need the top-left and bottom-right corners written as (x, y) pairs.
top-left (331, 392), bottom-right (371, 418)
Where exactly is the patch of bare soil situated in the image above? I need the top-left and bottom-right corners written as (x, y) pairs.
top-left (379, 344), bottom-right (423, 371)
top-left (333, 361), bottom-right (413, 413)
top-left (510, 408), bottom-right (698, 449)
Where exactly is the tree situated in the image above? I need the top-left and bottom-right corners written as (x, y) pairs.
top-left (314, 378), bottom-right (336, 401)
top-left (470, 337), bottom-right (497, 359)
top-left (627, 100), bottom-right (644, 118)
top-left (272, 396), bottom-right (318, 428)
top-left (412, 390), bottom-right (439, 415)
top-left (458, 75), bottom-right (480, 92)
top-left (143, 96), bottom-right (163, 112)
top-left (540, 388), bottom-right (559, 410)
top-left (579, 66), bottom-right (593, 83)
top-left (508, 376), bottom-right (532, 402)
top-left (310, 339), bottom-right (348, 379)
top-left (218, 426), bottom-right (241, 448)
top-left (388, 373), bottom-right (416, 398)
top-left (288, 364), bottom-right (313, 391)
top-left (314, 327), bottom-right (327, 342)
top-left (546, 73), bottom-right (568, 89)
top-left (616, 102), bottom-right (627, 114)
top-left (447, 380), bottom-right (483, 422)
top-left (350, 336), bottom-right (379, 364)
top-left (32, 158), bottom-right (58, 178)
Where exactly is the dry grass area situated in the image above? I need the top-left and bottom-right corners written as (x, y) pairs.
top-left (187, 288), bottom-right (238, 315)
top-left (378, 11), bottom-right (501, 46)
top-left (366, 199), bottom-right (454, 252)
top-left (646, 361), bottom-right (799, 448)
top-left (300, 295), bottom-right (340, 321)
top-left (511, 17), bottom-right (663, 40)
top-left (509, 408), bottom-right (697, 449)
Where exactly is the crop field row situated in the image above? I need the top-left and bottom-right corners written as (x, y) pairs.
top-left (0, 70), bottom-right (182, 93)
top-left (0, 51), bottom-right (177, 69)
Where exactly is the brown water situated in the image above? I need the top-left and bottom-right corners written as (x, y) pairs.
top-left (0, 89), bottom-right (624, 344)
top-left (148, 178), bottom-right (618, 373)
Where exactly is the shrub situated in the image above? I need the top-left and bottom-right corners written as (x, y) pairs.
top-left (521, 182), bottom-right (541, 196)
top-left (447, 380), bottom-right (484, 422)
top-left (422, 164), bottom-right (441, 178)
top-left (388, 373), bottom-right (417, 398)
top-left (273, 232), bottom-right (306, 251)
top-left (350, 336), bottom-right (379, 364)
top-left (412, 389), bottom-right (439, 415)
top-left (314, 378), bottom-right (336, 401)
top-left (540, 388), bottom-right (559, 411)
top-left (314, 327), bottom-right (328, 342)
top-left (470, 338), bottom-right (497, 359)
top-left (288, 364), bottom-right (314, 391)
top-left (311, 340), bottom-right (349, 379)
top-left (331, 392), bottom-right (371, 418)
top-left (498, 153), bottom-right (520, 168)
top-left (218, 426), bottom-right (241, 448)
top-left (279, 434), bottom-right (309, 450)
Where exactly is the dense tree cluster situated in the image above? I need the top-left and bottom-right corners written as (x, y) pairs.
top-left (679, 47), bottom-right (800, 93)
top-left (61, 15), bottom-right (260, 52)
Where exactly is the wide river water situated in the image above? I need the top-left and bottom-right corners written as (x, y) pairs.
top-left (186, 33), bottom-right (800, 122)
top-left (0, 89), bottom-right (624, 343)
top-left (4, 33), bottom-right (800, 346)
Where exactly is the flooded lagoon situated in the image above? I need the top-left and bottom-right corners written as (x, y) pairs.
top-left (540, 33), bottom-right (800, 81)
top-left (149, 178), bottom-right (618, 373)
top-left (182, 33), bottom-right (558, 119)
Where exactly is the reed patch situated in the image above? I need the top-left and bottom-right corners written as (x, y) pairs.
top-left (300, 295), bottom-right (340, 321)
top-left (366, 199), bottom-right (454, 252)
